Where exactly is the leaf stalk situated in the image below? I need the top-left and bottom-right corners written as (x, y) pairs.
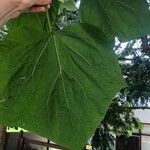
top-left (46, 5), bottom-right (52, 33)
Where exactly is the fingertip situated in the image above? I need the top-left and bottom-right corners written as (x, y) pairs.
top-left (46, 4), bottom-right (51, 9)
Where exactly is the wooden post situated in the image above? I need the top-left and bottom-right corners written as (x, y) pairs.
top-left (0, 127), bottom-right (7, 150)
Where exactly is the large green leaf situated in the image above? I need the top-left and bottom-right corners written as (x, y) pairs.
top-left (0, 23), bottom-right (125, 149)
top-left (80, 0), bottom-right (150, 40)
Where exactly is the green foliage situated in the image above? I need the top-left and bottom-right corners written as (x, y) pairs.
top-left (58, 0), bottom-right (77, 14)
top-left (103, 98), bottom-right (142, 136)
top-left (121, 58), bottom-right (150, 106)
top-left (0, 0), bottom-right (150, 149)
top-left (92, 97), bottom-right (143, 150)
top-left (92, 124), bottom-right (115, 150)
top-left (56, 10), bottom-right (79, 29)
top-left (80, 0), bottom-right (150, 40)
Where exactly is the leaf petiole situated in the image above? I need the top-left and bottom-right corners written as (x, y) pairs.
top-left (46, 5), bottom-right (52, 33)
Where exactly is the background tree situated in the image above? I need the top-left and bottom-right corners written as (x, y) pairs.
top-left (92, 36), bottom-right (150, 150)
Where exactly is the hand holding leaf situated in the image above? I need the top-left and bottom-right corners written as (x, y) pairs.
top-left (0, 0), bottom-right (52, 27)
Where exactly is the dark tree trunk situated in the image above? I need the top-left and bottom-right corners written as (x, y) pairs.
top-left (141, 35), bottom-right (150, 56)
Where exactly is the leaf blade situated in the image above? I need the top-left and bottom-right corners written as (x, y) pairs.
top-left (80, 0), bottom-right (150, 40)
top-left (0, 23), bottom-right (125, 149)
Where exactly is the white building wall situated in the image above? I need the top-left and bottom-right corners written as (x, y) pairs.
top-left (135, 110), bottom-right (150, 150)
